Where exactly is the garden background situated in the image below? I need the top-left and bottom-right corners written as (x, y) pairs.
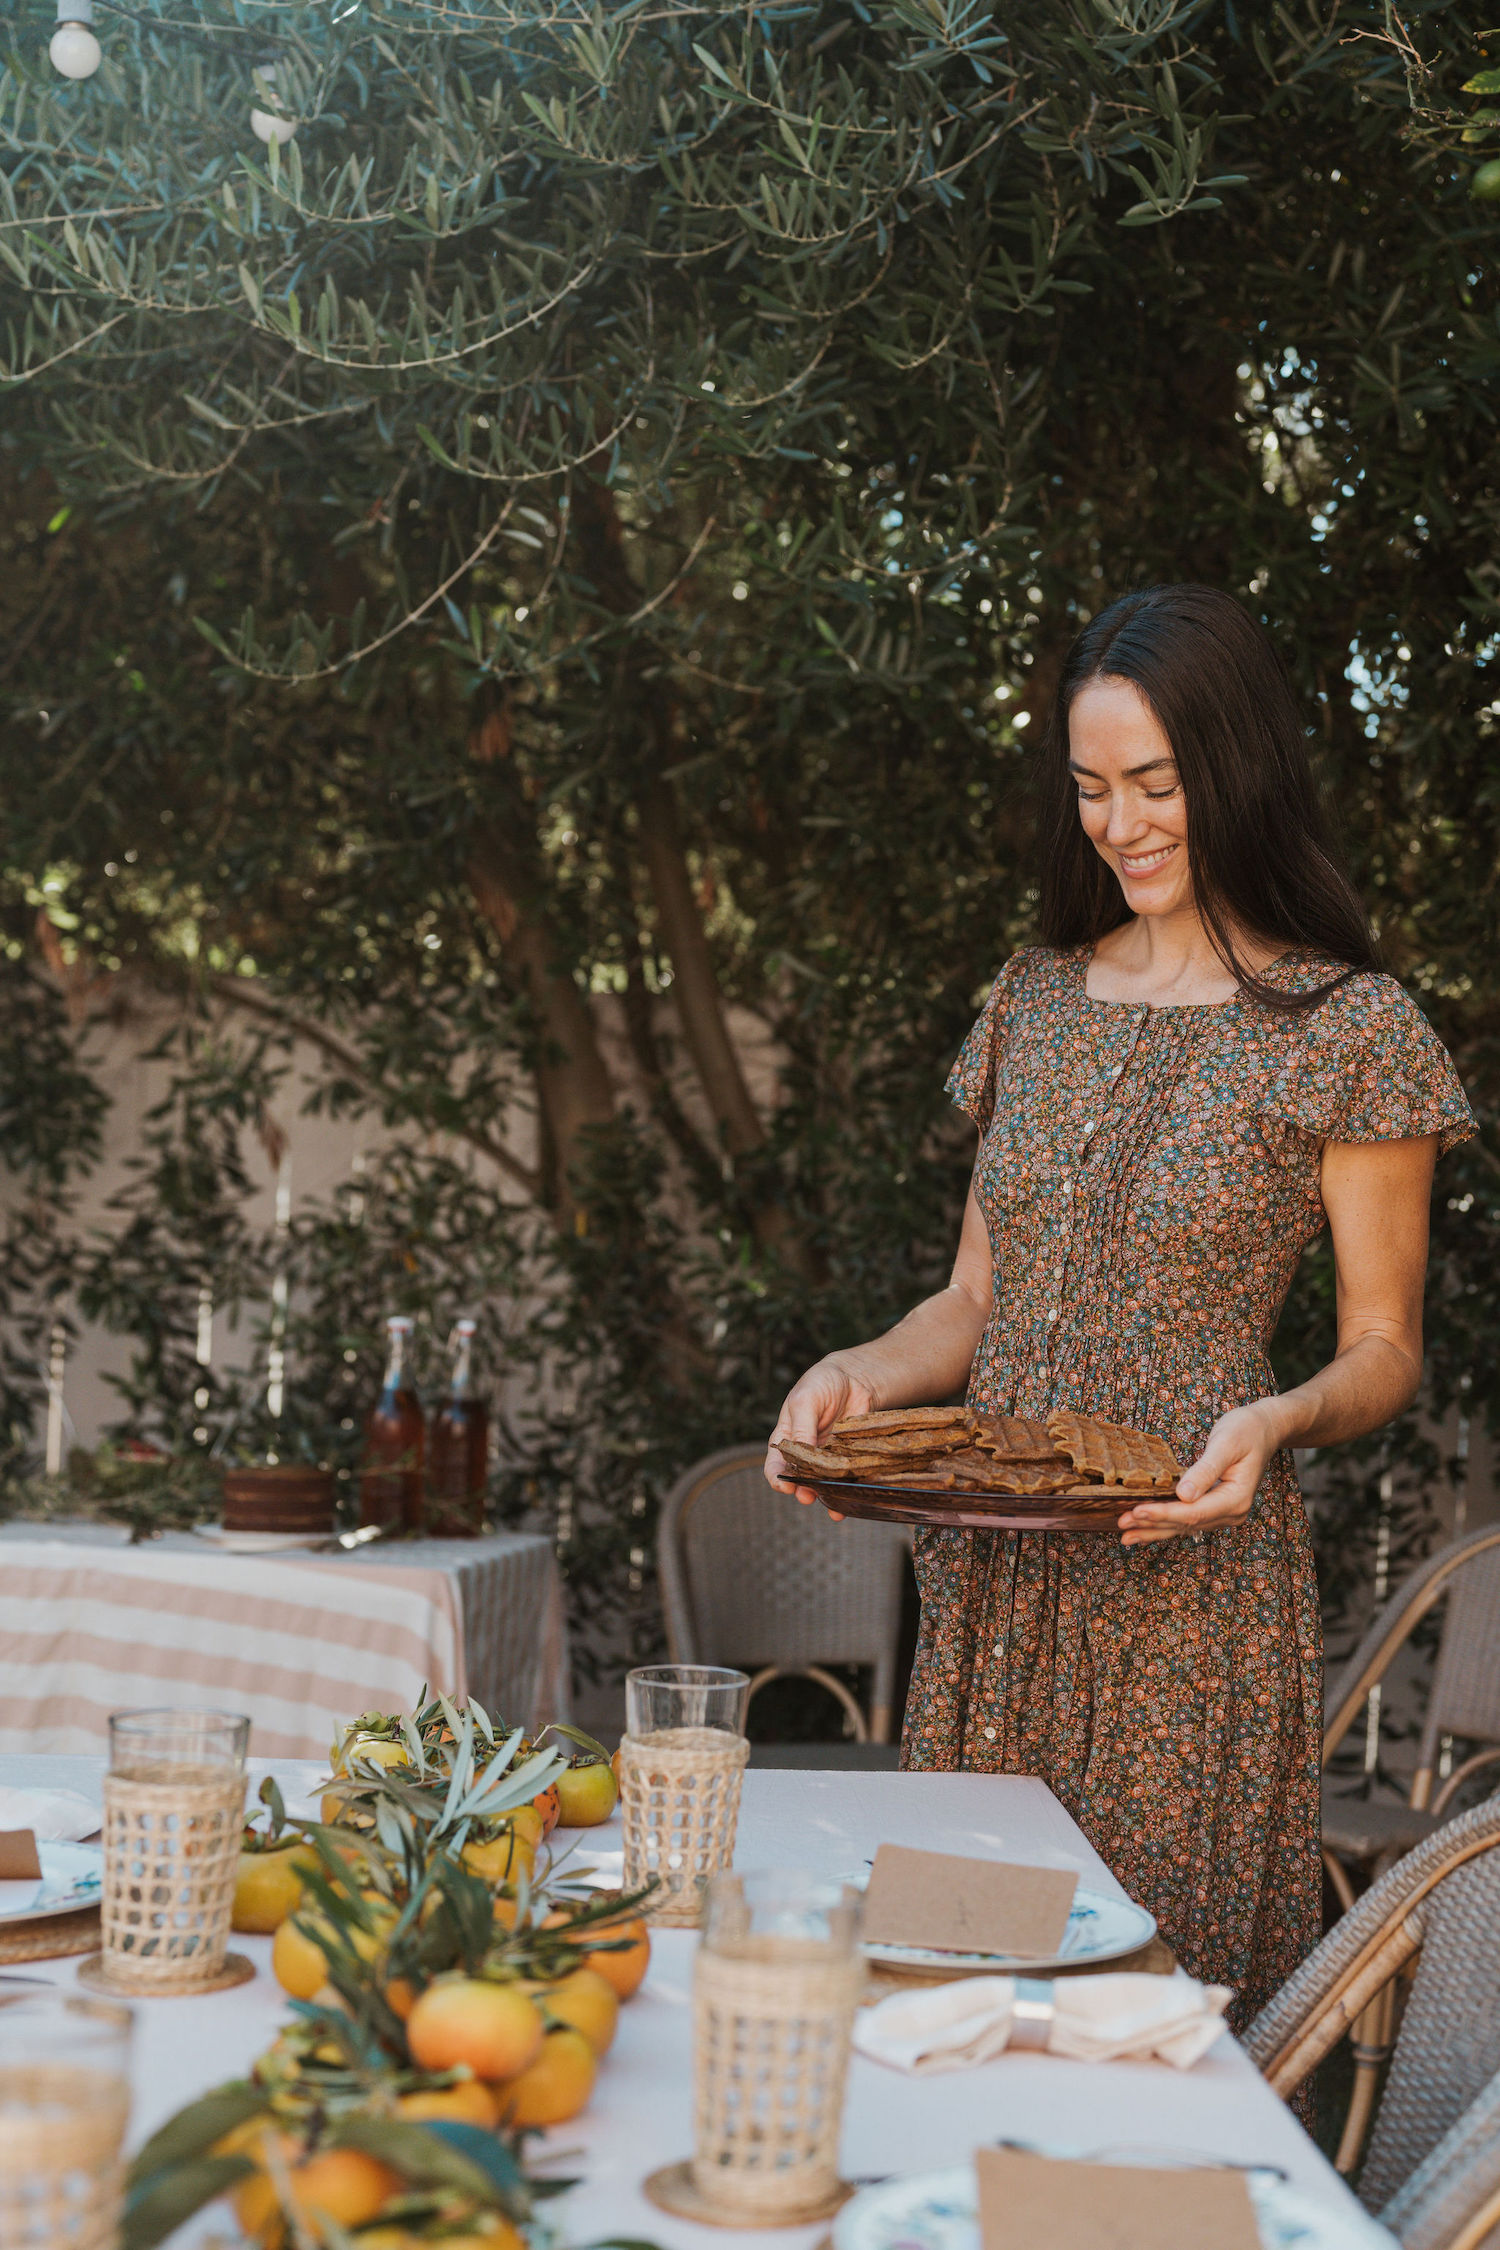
top-left (0, 0), bottom-right (1496, 1728)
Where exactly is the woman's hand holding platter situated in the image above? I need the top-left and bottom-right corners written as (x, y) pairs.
top-left (766, 1359), bottom-right (880, 1521)
top-left (1116, 1399), bottom-right (1283, 1547)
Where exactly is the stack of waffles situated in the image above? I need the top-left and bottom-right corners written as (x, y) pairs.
top-left (777, 1406), bottom-right (1180, 1499)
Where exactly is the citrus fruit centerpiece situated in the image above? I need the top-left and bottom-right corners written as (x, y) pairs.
top-left (127, 1702), bottom-right (654, 2250)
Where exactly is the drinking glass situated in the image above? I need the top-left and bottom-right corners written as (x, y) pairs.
top-left (94, 1707), bottom-right (251, 1994)
top-left (619, 1666), bottom-right (750, 1926)
top-left (0, 1991), bottom-right (132, 2250)
top-left (648, 1870), bottom-right (863, 2226)
top-left (625, 1665), bottom-right (750, 1737)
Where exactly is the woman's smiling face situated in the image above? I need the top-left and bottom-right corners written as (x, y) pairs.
top-left (1068, 675), bottom-right (1193, 919)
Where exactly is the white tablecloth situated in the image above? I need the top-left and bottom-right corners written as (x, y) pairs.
top-left (0, 1761), bottom-right (1367, 2249)
top-left (0, 1524), bottom-right (569, 1757)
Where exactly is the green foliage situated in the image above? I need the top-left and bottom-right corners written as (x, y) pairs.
top-left (0, 0), bottom-right (1495, 1676)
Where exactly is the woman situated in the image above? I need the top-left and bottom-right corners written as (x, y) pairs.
top-left (766, 585), bottom-right (1474, 2022)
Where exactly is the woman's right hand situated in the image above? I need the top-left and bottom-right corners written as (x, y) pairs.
top-left (765, 1357), bottom-right (878, 1518)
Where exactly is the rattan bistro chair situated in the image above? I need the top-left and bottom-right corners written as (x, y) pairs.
top-left (657, 1445), bottom-right (908, 1743)
top-left (1381, 2067), bottom-right (1500, 2250)
top-left (1322, 1524), bottom-right (1500, 1901)
top-left (1244, 1795), bottom-right (1500, 2203)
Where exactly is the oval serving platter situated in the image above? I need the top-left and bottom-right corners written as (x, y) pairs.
top-left (0, 1840), bottom-right (103, 1925)
top-left (807, 1479), bottom-right (1146, 1533)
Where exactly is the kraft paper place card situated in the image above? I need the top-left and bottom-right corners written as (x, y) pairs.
top-left (860, 1844), bottom-right (1078, 1956)
top-left (0, 1830), bottom-right (42, 1879)
top-left (976, 2149), bottom-right (1261, 2250)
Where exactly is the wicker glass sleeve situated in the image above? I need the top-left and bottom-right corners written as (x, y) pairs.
top-left (619, 1727), bottom-right (750, 1928)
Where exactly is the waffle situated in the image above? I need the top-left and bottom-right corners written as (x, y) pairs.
top-left (973, 1414), bottom-right (1067, 1463)
top-left (954, 1455), bottom-right (1082, 1495)
top-left (776, 1440), bottom-right (870, 1482)
top-left (824, 1425), bottom-right (973, 1462)
top-left (1045, 1411), bottom-right (1180, 1491)
top-left (829, 1407), bottom-right (977, 1440)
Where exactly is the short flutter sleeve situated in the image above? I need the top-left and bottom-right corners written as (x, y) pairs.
top-left (1259, 973), bottom-right (1476, 1158)
top-left (945, 952), bottom-right (1031, 1137)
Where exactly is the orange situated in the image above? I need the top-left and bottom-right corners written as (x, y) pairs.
top-left (384, 1975), bottom-right (418, 2022)
top-left (508, 1803), bottom-right (545, 1853)
top-left (272, 1915), bottom-right (332, 2001)
top-left (461, 1825), bottom-right (536, 1887)
top-left (395, 2080), bottom-right (499, 2128)
top-left (529, 1964), bottom-right (618, 2055)
top-left (233, 2142), bottom-right (398, 2246)
top-left (611, 1748), bottom-right (622, 1790)
top-left (580, 1913), bottom-right (650, 2001)
top-left (553, 1761), bottom-right (618, 1828)
top-left (334, 1733), bottom-right (413, 1778)
top-left (406, 1978), bottom-right (545, 2081)
top-left (233, 1845), bottom-right (313, 1935)
top-left (532, 1782), bottom-right (561, 1837)
top-left (493, 2026), bottom-right (596, 2128)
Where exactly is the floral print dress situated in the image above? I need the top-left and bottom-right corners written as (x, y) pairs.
top-left (902, 944), bottom-right (1475, 2022)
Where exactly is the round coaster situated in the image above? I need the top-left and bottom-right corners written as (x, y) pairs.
top-left (77, 1950), bottom-right (256, 1998)
top-left (0, 1907), bottom-right (102, 1964)
top-left (643, 2160), bottom-right (854, 2230)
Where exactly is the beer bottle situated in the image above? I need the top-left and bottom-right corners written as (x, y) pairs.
top-left (359, 1315), bottom-right (425, 1531)
top-left (427, 1317), bottom-right (488, 1537)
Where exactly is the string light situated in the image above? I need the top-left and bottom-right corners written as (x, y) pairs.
top-left (250, 60), bottom-right (297, 145)
top-left (49, 0), bottom-right (101, 80)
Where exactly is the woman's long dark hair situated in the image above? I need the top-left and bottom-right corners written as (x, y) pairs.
top-left (1035, 584), bottom-right (1378, 1011)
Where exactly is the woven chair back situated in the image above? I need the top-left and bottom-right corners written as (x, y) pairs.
top-left (1244, 1795), bottom-right (1500, 2214)
top-left (1418, 1544), bottom-right (1500, 1766)
top-left (1379, 2063), bottom-right (1500, 2250)
top-left (657, 1446), bottom-right (907, 1739)
top-left (1358, 1829), bottom-right (1500, 2211)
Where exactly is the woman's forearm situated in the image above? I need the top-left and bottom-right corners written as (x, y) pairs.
top-left (1257, 1327), bottom-right (1422, 1454)
top-left (823, 1281), bottom-right (990, 1412)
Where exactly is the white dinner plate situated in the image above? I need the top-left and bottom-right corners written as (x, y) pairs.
top-left (0, 1841), bottom-right (103, 1925)
top-left (857, 1879), bottom-right (1156, 1975)
top-left (833, 2158), bottom-right (1399, 2250)
top-left (192, 1523), bottom-right (337, 1554)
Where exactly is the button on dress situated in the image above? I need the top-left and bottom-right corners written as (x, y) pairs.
top-left (901, 944), bottom-right (1475, 2021)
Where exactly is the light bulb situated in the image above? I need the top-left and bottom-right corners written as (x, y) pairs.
top-left (50, 20), bottom-right (101, 79)
top-left (250, 61), bottom-right (297, 146)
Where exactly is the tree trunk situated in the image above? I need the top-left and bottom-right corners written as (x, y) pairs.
top-left (635, 770), bottom-right (765, 1160)
top-left (464, 714), bottom-right (617, 1225)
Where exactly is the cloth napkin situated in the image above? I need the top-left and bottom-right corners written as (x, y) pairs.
top-left (0, 1786), bottom-right (100, 1843)
top-left (853, 1968), bottom-right (1232, 2075)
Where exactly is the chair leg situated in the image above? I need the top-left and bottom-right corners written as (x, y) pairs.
top-left (1334, 1981), bottom-right (1396, 2177)
top-left (1322, 1846), bottom-right (1358, 1915)
top-left (870, 1702), bottom-right (891, 1746)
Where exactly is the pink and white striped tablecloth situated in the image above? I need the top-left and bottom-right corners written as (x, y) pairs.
top-left (0, 1524), bottom-right (570, 1758)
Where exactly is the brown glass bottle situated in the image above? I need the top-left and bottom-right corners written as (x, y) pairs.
top-left (427, 1318), bottom-right (488, 1538)
top-left (359, 1315), bottom-right (425, 1531)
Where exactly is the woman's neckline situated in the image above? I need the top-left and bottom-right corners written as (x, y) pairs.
top-left (1077, 941), bottom-right (1295, 1012)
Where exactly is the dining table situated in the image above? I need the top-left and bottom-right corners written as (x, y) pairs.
top-left (0, 1522), bottom-right (570, 1756)
top-left (0, 1750), bottom-right (1380, 2249)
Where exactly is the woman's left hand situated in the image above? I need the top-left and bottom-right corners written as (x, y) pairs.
top-left (1117, 1400), bottom-right (1286, 1547)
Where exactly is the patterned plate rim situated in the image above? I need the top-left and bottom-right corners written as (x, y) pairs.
top-left (0, 1842), bottom-right (103, 1926)
top-left (856, 1880), bottom-right (1156, 1974)
top-left (833, 2160), bottom-right (1398, 2250)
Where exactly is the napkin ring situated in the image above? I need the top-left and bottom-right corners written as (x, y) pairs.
top-left (1009, 1979), bottom-right (1056, 2052)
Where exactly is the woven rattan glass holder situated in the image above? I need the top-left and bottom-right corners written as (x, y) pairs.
top-left (0, 1992), bottom-right (131, 2250)
top-left (646, 1870), bottom-right (861, 2229)
top-left (620, 1728), bottom-right (750, 1929)
top-left (621, 1666), bottom-right (750, 1929)
top-left (89, 1708), bottom-right (251, 1996)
